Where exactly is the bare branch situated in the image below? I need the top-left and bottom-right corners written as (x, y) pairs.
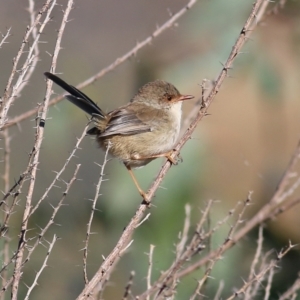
top-left (29, 123), bottom-right (90, 217)
top-left (146, 245), bottom-right (155, 300)
top-left (244, 225), bottom-right (264, 300)
top-left (176, 204), bottom-right (191, 259)
top-left (0, 28), bottom-right (11, 50)
top-left (24, 235), bottom-right (58, 300)
top-left (11, 1), bottom-right (73, 298)
top-left (83, 143), bottom-right (111, 284)
top-left (226, 243), bottom-right (294, 300)
top-left (0, 0), bottom-right (55, 130)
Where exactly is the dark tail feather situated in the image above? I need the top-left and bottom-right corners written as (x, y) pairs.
top-left (44, 72), bottom-right (104, 117)
top-left (65, 95), bottom-right (104, 118)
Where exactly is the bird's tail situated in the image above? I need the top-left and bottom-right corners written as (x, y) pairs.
top-left (44, 72), bottom-right (105, 117)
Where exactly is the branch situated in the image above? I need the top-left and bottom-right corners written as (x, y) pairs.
top-left (0, 0), bottom-right (54, 130)
top-left (76, 0), bottom-right (269, 298)
top-left (0, 28), bottom-right (11, 50)
top-left (11, 1), bottom-right (72, 298)
top-left (24, 235), bottom-right (58, 300)
top-left (83, 144), bottom-right (111, 284)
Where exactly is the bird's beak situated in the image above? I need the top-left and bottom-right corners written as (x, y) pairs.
top-left (178, 94), bottom-right (194, 101)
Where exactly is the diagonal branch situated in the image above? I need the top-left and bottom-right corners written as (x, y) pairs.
top-left (76, 0), bottom-right (268, 298)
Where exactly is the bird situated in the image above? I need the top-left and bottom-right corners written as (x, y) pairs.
top-left (44, 72), bottom-right (194, 201)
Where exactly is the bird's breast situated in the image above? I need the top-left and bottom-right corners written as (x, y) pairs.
top-left (97, 102), bottom-right (182, 167)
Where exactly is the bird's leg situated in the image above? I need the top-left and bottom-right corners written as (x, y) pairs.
top-left (125, 164), bottom-right (150, 203)
top-left (131, 150), bottom-right (179, 165)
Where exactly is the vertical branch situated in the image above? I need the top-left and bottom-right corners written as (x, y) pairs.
top-left (244, 225), bottom-right (264, 300)
top-left (0, 130), bottom-right (11, 192)
top-left (264, 266), bottom-right (275, 300)
top-left (176, 204), bottom-right (191, 260)
top-left (11, 0), bottom-right (73, 298)
top-left (146, 245), bottom-right (155, 300)
top-left (0, 0), bottom-right (40, 251)
top-left (0, 235), bottom-right (10, 300)
top-left (83, 144), bottom-right (111, 284)
top-left (19, 0), bottom-right (41, 92)
top-left (0, 129), bottom-right (11, 300)
top-left (213, 281), bottom-right (225, 300)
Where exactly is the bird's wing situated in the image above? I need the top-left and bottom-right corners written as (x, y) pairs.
top-left (98, 105), bottom-right (155, 137)
top-left (44, 72), bottom-right (105, 117)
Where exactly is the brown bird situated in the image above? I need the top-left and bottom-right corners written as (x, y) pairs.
top-left (44, 72), bottom-right (193, 201)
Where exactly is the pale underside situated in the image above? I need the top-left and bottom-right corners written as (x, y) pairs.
top-left (96, 102), bottom-right (182, 168)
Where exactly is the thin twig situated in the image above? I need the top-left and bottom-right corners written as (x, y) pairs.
top-left (201, 200), bottom-right (242, 241)
top-left (271, 140), bottom-right (300, 205)
top-left (0, 234), bottom-right (10, 300)
top-left (83, 143), bottom-right (111, 284)
top-left (24, 164), bottom-right (81, 268)
top-left (0, 129), bottom-right (11, 300)
top-left (226, 242), bottom-right (295, 300)
top-left (19, 0), bottom-right (41, 93)
top-left (244, 225), bottom-right (264, 300)
top-left (1, 128), bottom-right (11, 192)
top-left (264, 265), bottom-right (275, 300)
top-left (189, 279), bottom-right (204, 300)
top-left (213, 280), bottom-right (224, 300)
top-left (146, 245), bottom-right (155, 300)
top-left (193, 197), bottom-right (251, 298)
top-left (139, 200), bottom-right (217, 299)
top-left (176, 204), bottom-right (191, 259)
top-left (29, 122), bottom-right (90, 217)
top-left (24, 235), bottom-right (58, 300)
top-left (0, 163), bottom-right (81, 297)
top-left (0, 28), bottom-right (11, 50)
top-left (0, 0), bottom-right (54, 130)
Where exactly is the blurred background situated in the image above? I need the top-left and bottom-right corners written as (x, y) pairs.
top-left (0, 0), bottom-right (300, 299)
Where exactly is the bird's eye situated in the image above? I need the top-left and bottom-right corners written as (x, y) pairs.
top-left (167, 95), bottom-right (172, 101)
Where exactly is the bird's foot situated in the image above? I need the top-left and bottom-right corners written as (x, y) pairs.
top-left (164, 150), bottom-right (182, 165)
